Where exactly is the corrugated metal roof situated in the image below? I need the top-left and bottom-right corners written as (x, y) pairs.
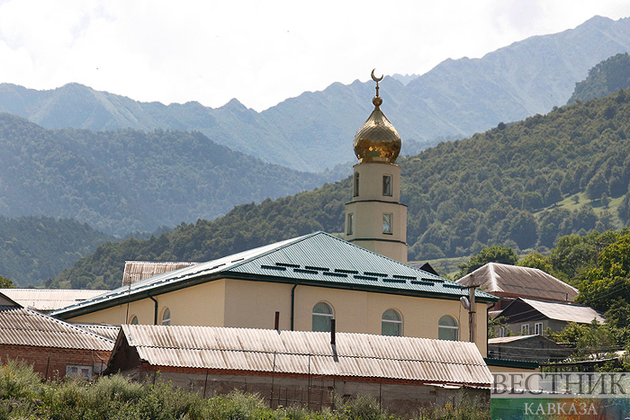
top-left (75, 324), bottom-right (121, 341)
top-left (0, 288), bottom-right (108, 312)
top-left (122, 262), bottom-right (198, 286)
top-left (53, 232), bottom-right (496, 318)
top-left (520, 298), bottom-right (604, 324)
top-left (118, 325), bottom-right (492, 386)
top-left (457, 263), bottom-right (577, 302)
top-left (0, 305), bottom-right (114, 351)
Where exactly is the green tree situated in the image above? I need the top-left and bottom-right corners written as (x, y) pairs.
top-left (0, 276), bottom-right (14, 288)
top-left (518, 252), bottom-right (554, 274)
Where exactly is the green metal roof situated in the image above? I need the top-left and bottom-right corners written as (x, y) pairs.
top-left (52, 232), bottom-right (496, 318)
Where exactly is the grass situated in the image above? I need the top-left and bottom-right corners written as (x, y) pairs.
top-left (0, 361), bottom-right (490, 420)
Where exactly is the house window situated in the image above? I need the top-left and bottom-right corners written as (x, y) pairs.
top-left (129, 315), bottom-right (138, 324)
top-left (347, 213), bottom-right (354, 235)
top-left (161, 307), bottom-right (171, 325)
top-left (383, 175), bottom-right (392, 196)
top-left (438, 315), bottom-right (458, 341)
top-left (354, 173), bottom-right (359, 197)
top-left (66, 365), bottom-right (92, 378)
top-left (499, 326), bottom-right (506, 337)
top-left (383, 213), bottom-right (393, 234)
top-left (521, 324), bottom-right (530, 335)
top-left (312, 302), bottom-right (334, 332)
top-left (381, 309), bottom-right (402, 336)
top-left (534, 322), bottom-right (543, 335)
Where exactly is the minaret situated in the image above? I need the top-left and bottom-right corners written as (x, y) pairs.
top-left (345, 70), bottom-right (407, 263)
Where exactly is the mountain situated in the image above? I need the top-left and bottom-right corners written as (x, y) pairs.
top-left (0, 216), bottom-right (111, 287)
top-left (48, 89), bottom-right (630, 289)
top-left (2, 16), bottom-right (630, 173)
top-left (568, 53), bottom-right (630, 104)
top-left (0, 113), bottom-right (334, 236)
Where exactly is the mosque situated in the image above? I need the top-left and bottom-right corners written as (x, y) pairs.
top-left (52, 73), bottom-right (495, 356)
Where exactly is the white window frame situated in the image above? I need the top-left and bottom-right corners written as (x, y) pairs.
top-left (521, 324), bottom-right (530, 335)
top-left (347, 213), bottom-right (354, 235)
top-left (438, 315), bottom-right (459, 341)
top-left (161, 307), bottom-right (171, 325)
top-left (312, 302), bottom-right (334, 332)
top-left (383, 213), bottom-right (393, 235)
top-left (534, 322), bottom-right (543, 335)
top-left (381, 309), bottom-right (403, 336)
top-left (383, 175), bottom-right (393, 196)
top-left (66, 365), bottom-right (93, 378)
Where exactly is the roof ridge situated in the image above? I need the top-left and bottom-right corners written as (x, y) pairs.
top-left (225, 231), bottom-right (322, 270)
top-left (25, 307), bottom-right (114, 344)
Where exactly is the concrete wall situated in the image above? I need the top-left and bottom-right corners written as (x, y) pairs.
top-left (66, 277), bottom-right (488, 356)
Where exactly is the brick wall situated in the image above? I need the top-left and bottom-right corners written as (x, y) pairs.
top-left (0, 345), bottom-right (111, 380)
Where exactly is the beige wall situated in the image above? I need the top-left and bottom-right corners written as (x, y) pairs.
top-left (352, 162), bottom-right (401, 202)
top-left (68, 280), bottom-right (227, 326)
top-left (66, 277), bottom-right (488, 356)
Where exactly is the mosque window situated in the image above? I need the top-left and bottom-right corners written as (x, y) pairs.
top-left (438, 315), bottom-right (458, 341)
top-left (129, 315), bottom-right (138, 325)
top-left (347, 213), bottom-right (354, 235)
top-left (354, 173), bottom-right (360, 197)
top-left (383, 213), bottom-right (393, 234)
top-left (312, 302), bottom-right (334, 332)
top-left (161, 307), bottom-right (171, 325)
top-left (383, 175), bottom-right (392, 196)
top-left (381, 309), bottom-right (402, 336)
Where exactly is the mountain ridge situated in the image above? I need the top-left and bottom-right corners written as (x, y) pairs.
top-left (2, 16), bottom-right (630, 172)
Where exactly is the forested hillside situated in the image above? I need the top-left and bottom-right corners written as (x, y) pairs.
top-left (48, 89), bottom-right (630, 289)
top-left (568, 53), bottom-right (630, 104)
top-left (0, 114), bottom-right (333, 236)
top-left (2, 16), bottom-right (630, 172)
top-left (0, 216), bottom-right (111, 286)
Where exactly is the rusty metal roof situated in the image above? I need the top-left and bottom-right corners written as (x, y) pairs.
top-left (0, 305), bottom-right (114, 351)
top-left (53, 232), bottom-right (496, 319)
top-left (0, 288), bottom-right (108, 312)
top-left (122, 262), bottom-right (198, 286)
top-left (116, 325), bottom-right (492, 386)
top-left (457, 263), bottom-right (577, 302)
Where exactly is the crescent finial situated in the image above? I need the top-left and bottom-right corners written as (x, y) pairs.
top-left (371, 68), bottom-right (384, 82)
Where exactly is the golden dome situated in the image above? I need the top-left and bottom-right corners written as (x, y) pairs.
top-left (353, 72), bottom-right (401, 164)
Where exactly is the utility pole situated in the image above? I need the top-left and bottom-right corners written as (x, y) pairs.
top-left (461, 273), bottom-right (477, 343)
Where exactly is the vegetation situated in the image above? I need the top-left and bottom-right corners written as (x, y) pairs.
top-left (0, 361), bottom-right (488, 420)
top-left (0, 113), bottom-right (334, 236)
top-left (0, 216), bottom-right (111, 287)
top-left (568, 53), bottom-right (630, 104)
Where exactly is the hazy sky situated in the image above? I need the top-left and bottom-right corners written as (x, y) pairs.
top-left (1, 1), bottom-right (630, 111)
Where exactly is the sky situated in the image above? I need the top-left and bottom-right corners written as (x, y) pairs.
top-left (1, 1), bottom-right (630, 112)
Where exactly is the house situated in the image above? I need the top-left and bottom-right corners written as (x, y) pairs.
top-left (457, 263), bottom-right (578, 310)
top-left (50, 231), bottom-right (496, 355)
top-left (0, 288), bottom-right (107, 313)
top-left (496, 297), bottom-right (604, 336)
top-left (0, 291), bottom-right (114, 379)
top-left (487, 335), bottom-right (572, 364)
top-left (106, 324), bottom-right (492, 416)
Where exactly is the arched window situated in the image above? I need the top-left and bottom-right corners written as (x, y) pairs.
top-left (161, 307), bottom-right (171, 326)
top-left (381, 309), bottom-right (402, 336)
top-left (129, 315), bottom-right (138, 325)
top-left (312, 302), bottom-right (334, 332)
top-left (438, 315), bottom-right (458, 341)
